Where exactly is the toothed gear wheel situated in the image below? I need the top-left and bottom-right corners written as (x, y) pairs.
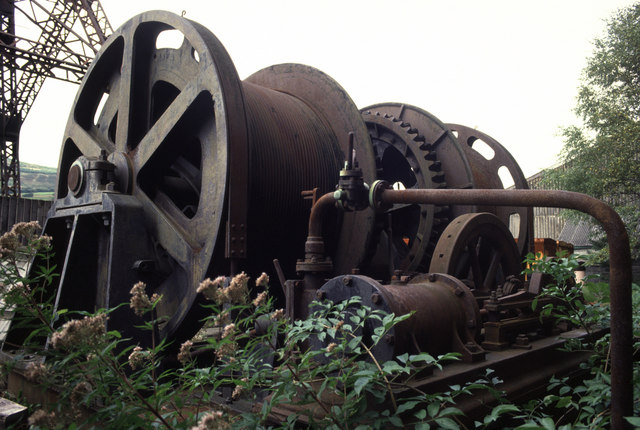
top-left (361, 111), bottom-right (449, 274)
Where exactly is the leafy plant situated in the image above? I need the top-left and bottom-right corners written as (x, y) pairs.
top-left (1, 224), bottom-right (638, 429)
top-left (523, 251), bottom-right (610, 340)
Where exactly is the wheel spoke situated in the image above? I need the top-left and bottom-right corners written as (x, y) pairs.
top-left (114, 31), bottom-right (135, 151)
top-left (467, 237), bottom-right (484, 289)
top-left (66, 120), bottom-right (110, 157)
top-left (483, 249), bottom-right (503, 291)
top-left (132, 79), bottom-right (203, 170)
top-left (137, 191), bottom-right (195, 268)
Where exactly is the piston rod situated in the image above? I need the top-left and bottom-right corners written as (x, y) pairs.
top-left (374, 187), bottom-right (632, 430)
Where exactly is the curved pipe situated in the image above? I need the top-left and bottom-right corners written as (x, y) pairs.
top-left (378, 187), bottom-right (632, 430)
top-left (308, 192), bottom-right (337, 238)
top-left (302, 192), bottom-right (337, 261)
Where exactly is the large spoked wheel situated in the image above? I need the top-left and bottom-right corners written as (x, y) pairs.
top-left (429, 213), bottom-right (523, 296)
top-left (58, 11), bottom-right (248, 341)
top-left (446, 124), bottom-right (532, 258)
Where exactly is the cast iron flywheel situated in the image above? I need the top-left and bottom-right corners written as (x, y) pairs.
top-left (12, 11), bottom-right (377, 347)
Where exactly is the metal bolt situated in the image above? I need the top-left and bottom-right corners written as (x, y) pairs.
top-left (515, 334), bottom-right (529, 346)
top-left (489, 290), bottom-right (498, 304)
top-left (102, 214), bottom-right (110, 227)
top-left (65, 218), bottom-right (72, 230)
top-left (371, 293), bottom-right (382, 305)
top-left (428, 273), bottom-right (437, 282)
top-left (343, 276), bottom-right (352, 286)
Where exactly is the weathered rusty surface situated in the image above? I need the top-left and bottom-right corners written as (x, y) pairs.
top-left (377, 187), bottom-right (633, 429)
top-left (360, 110), bottom-right (445, 276)
top-left (446, 124), bottom-right (533, 258)
top-left (247, 64), bottom-right (377, 276)
top-left (429, 212), bottom-right (522, 295)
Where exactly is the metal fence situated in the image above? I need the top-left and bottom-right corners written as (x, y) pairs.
top-left (0, 197), bottom-right (52, 234)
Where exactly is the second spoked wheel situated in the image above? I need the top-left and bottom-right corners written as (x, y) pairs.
top-left (429, 213), bottom-right (523, 297)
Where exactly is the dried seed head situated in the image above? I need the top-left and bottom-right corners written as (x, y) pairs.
top-left (214, 311), bottom-right (230, 327)
top-left (11, 221), bottom-right (41, 238)
top-left (252, 291), bottom-right (268, 307)
top-left (178, 340), bottom-right (193, 366)
top-left (128, 346), bottom-right (150, 370)
top-left (326, 342), bottom-right (338, 353)
top-left (28, 409), bottom-right (56, 428)
top-left (24, 362), bottom-right (48, 382)
top-left (197, 276), bottom-right (226, 302)
top-left (224, 272), bottom-right (249, 304)
top-left (130, 282), bottom-right (153, 316)
top-left (191, 411), bottom-right (229, 430)
top-left (255, 272), bottom-right (269, 288)
top-left (231, 384), bottom-right (244, 400)
top-left (270, 308), bottom-right (285, 321)
top-left (50, 313), bottom-right (107, 350)
top-left (222, 323), bottom-right (235, 339)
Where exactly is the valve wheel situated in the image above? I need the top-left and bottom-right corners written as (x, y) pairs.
top-left (429, 213), bottom-right (522, 295)
top-left (58, 11), bottom-right (248, 341)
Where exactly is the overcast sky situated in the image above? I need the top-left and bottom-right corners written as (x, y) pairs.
top-left (18, 0), bottom-right (637, 178)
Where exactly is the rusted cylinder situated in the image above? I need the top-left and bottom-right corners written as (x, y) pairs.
top-left (315, 273), bottom-right (483, 363)
top-left (382, 273), bottom-right (482, 360)
top-left (376, 187), bottom-right (633, 430)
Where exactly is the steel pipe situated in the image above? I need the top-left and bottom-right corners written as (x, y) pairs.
top-left (378, 187), bottom-right (632, 429)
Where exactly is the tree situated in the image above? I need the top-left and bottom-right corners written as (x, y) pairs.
top-left (547, 3), bottom-right (640, 262)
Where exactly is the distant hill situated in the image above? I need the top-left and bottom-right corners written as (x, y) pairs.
top-left (20, 162), bottom-right (57, 200)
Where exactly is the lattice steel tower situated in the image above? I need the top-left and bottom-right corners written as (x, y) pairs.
top-left (0, 0), bottom-right (111, 196)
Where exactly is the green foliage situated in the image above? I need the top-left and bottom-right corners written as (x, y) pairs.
top-left (510, 252), bottom-right (640, 429)
top-left (523, 252), bottom-right (609, 339)
top-left (545, 3), bottom-right (640, 261)
top-left (2, 227), bottom-right (639, 429)
top-left (0, 226), bottom-right (503, 429)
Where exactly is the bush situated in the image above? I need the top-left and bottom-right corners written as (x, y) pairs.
top-left (0, 226), bottom-right (637, 429)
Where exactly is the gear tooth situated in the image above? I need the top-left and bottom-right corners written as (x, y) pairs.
top-left (408, 127), bottom-right (418, 134)
top-left (400, 121), bottom-right (409, 127)
top-left (424, 151), bottom-right (437, 161)
top-left (413, 134), bottom-right (426, 143)
top-left (363, 110), bottom-right (371, 115)
top-left (429, 161), bottom-right (442, 171)
top-left (432, 173), bottom-right (446, 183)
top-left (383, 113), bottom-right (391, 118)
top-left (375, 111), bottom-right (381, 116)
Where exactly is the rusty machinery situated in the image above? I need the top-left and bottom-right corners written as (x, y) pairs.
top-left (0, 11), bottom-right (633, 428)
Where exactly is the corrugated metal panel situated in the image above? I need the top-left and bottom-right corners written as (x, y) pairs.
top-left (0, 197), bottom-right (52, 234)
